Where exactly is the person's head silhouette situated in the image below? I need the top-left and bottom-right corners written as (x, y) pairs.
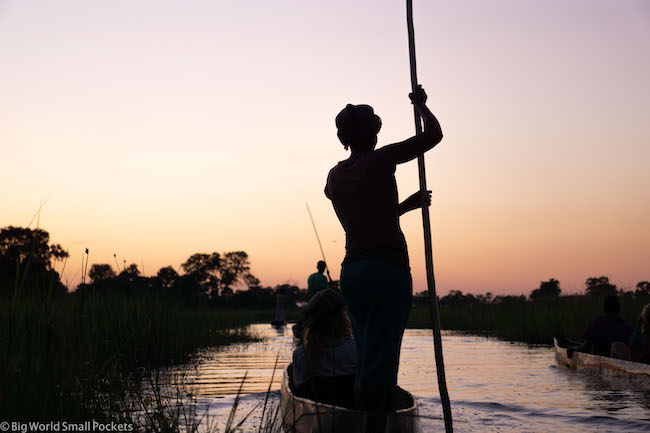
top-left (317, 260), bottom-right (326, 273)
top-left (335, 104), bottom-right (382, 152)
top-left (603, 295), bottom-right (620, 315)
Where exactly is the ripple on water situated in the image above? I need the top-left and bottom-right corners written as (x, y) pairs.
top-left (175, 324), bottom-right (650, 432)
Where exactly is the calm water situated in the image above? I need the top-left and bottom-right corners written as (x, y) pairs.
top-left (179, 324), bottom-right (650, 432)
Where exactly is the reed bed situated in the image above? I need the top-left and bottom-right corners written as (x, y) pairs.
top-left (0, 290), bottom-right (257, 423)
top-left (408, 295), bottom-right (650, 344)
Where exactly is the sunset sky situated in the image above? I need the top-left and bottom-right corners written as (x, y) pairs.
top-left (1, 0), bottom-right (649, 296)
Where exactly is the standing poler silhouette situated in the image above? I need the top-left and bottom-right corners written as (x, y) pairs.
top-left (325, 85), bottom-right (442, 431)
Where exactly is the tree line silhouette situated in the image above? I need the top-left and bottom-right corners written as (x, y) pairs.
top-left (2, 225), bottom-right (647, 309)
top-left (415, 276), bottom-right (650, 307)
top-left (0, 226), bottom-right (308, 309)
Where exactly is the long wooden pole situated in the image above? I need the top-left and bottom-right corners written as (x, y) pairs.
top-left (406, 1), bottom-right (453, 432)
top-left (305, 203), bottom-right (333, 282)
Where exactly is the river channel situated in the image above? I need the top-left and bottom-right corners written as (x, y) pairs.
top-left (176, 324), bottom-right (650, 432)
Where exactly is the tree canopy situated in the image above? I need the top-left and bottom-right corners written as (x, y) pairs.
top-left (0, 226), bottom-right (68, 273)
top-left (0, 226), bottom-right (69, 296)
top-left (530, 278), bottom-right (561, 300)
top-left (585, 276), bottom-right (617, 297)
top-left (181, 251), bottom-right (254, 297)
top-left (88, 264), bottom-right (116, 283)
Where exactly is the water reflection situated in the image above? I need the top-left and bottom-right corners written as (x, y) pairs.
top-left (182, 324), bottom-right (650, 432)
top-left (188, 324), bottom-right (294, 396)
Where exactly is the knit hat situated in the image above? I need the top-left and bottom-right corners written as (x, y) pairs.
top-left (335, 104), bottom-right (382, 148)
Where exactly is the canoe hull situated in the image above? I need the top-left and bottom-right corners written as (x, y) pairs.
top-left (554, 337), bottom-right (650, 385)
top-left (280, 366), bottom-right (419, 433)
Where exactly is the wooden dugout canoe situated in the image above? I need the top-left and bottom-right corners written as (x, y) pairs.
top-left (554, 337), bottom-right (650, 384)
top-left (280, 365), bottom-right (420, 433)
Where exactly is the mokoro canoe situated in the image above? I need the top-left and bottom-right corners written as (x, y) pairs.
top-left (554, 337), bottom-right (650, 384)
top-left (280, 365), bottom-right (419, 433)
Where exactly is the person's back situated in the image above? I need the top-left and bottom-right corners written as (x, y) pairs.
top-left (325, 95), bottom-right (441, 269)
top-left (307, 260), bottom-right (329, 298)
top-left (584, 315), bottom-right (633, 356)
top-left (292, 289), bottom-right (357, 408)
top-left (292, 336), bottom-right (357, 406)
top-left (327, 151), bottom-right (408, 267)
top-left (583, 295), bottom-right (634, 356)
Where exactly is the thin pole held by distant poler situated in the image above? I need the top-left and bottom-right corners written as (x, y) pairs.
top-left (406, 1), bottom-right (454, 432)
top-left (305, 203), bottom-right (333, 282)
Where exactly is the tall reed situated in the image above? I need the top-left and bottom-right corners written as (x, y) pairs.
top-left (0, 290), bottom-right (254, 421)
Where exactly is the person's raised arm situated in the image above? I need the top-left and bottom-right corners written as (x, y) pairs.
top-left (376, 85), bottom-right (443, 165)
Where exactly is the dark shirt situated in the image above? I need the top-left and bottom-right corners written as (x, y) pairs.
top-left (325, 150), bottom-right (409, 268)
top-left (307, 272), bottom-right (328, 298)
top-left (583, 314), bottom-right (634, 357)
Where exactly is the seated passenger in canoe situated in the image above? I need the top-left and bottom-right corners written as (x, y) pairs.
top-left (292, 288), bottom-right (357, 408)
top-left (583, 295), bottom-right (634, 358)
top-left (629, 304), bottom-right (650, 363)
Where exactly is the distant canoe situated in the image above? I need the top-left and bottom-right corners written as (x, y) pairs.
top-left (554, 337), bottom-right (650, 383)
top-left (280, 364), bottom-right (419, 433)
